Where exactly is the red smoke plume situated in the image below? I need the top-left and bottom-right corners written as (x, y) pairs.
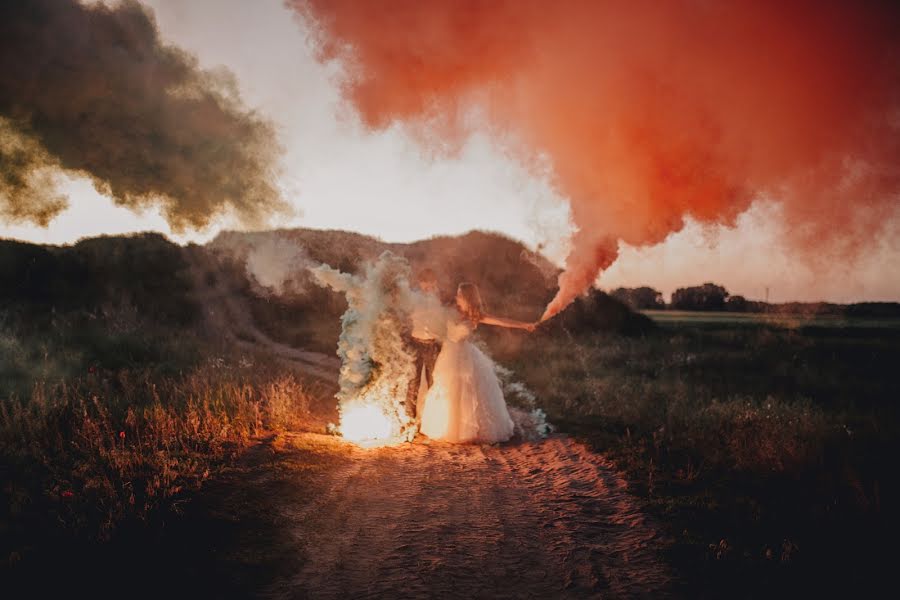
top-left (293, 0), bottom-right (900, 318)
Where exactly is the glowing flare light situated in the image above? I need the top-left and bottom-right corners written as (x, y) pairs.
top-left (339, 403), bottom-right (395, 446)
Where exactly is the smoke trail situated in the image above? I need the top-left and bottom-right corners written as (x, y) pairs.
top-left (208, 231), bottom-right (313, 297)
top-left (293, 0), bottom-right (900, 317)
top-left (0, 0), bottom-right (287, 230)
top-left (245, 235), bottom-right (311, 296)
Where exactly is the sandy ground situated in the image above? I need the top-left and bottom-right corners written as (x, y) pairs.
top-left (248, 433), bottom-right (671, 599)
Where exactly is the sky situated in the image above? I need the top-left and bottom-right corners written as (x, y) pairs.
top-left (1, 0), bottom-right (897, 303)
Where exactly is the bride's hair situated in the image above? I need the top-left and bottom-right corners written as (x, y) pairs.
top-left (456, 282), bottom-right (484, 324)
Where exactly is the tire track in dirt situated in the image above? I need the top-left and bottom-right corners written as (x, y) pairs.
top-left (264, 434), bottom-right (671, 599)
top-left (185, 249), bottom-right (341, 382)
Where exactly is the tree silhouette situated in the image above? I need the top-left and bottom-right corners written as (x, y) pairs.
top-left (610, 287), bottom-right (665, 310)
top-left (671, 283), bottom-right (729, 311)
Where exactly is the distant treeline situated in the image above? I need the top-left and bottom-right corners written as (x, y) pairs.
top-left (610, 283), bottom-right (900, 318)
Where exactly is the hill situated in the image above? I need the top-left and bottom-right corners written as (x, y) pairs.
top-left (0, 233), bottom-right (201, 395)
top-left (0, 228), bottom-right (651, 394)
top-left (208, 228), bottom-right (558, 318)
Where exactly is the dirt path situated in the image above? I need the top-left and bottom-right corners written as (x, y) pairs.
top-left (261, 433), bottom-right (671, 599)
top-left (179, 248), bottom-right (670, 597)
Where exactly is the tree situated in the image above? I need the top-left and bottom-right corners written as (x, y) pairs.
top-left (726, 295), bottom-right (748, 312)
top-left (610, 286), bottom-right (665, 310)
top-left (551, 288), bottom-right (656, 336)
top-left (671, 283), bottom-right (729, 311)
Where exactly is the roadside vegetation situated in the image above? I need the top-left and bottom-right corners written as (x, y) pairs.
top-left (0, 234), bottom-right (317, 573)
top-left (488, 320), bottom-right (900, 597)
top-left (0, 360), bottom-right (314, 563)
top-left (3, 230), bottom-right (898, 596)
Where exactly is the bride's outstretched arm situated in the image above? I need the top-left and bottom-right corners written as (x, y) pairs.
top-left (480, 314), bottom-right (537, 332)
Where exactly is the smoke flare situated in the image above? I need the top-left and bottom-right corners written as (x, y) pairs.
top-left (294, 0), bottom-right (900, 316)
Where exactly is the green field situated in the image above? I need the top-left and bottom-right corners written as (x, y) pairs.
top-left (642, 309), bottom-right (900, 329)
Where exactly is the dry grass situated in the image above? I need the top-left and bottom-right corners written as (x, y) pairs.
top-left (0, 363), bottom-right (314, 561)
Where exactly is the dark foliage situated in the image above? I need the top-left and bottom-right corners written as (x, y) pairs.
top-left (671, 282), bottom-right (729, 311)
top-left (495, 320), bottom-right (900, 598)
top-left (610, 286), bottom-right (665, 310)
top-left (0, 233), bottom-right (202, 397)
top-left (0, 232), bottom-right (198, 326)
top-left (551, 288), bottom-right (656, 336)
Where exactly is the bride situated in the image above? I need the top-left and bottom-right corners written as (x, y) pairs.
top-left (419, 282), bottom-right (536, 443)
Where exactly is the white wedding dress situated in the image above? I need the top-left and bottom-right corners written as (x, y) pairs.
top-left (419, 317), bottom-right (515, 443)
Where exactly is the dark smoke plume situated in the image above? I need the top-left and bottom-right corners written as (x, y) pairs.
top-left (294, 0), bottom-right (900, 318)
top-left (0, 0), bottom-right (287, 230)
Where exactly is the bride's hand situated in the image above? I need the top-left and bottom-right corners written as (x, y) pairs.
top-left (524, 322), bottom-right (537, 333)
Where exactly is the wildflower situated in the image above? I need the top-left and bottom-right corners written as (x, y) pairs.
top-left (62, 490), bottom-right (74, 498)
top-left (88, 366), bottom-right (96, 374)
top-left (119, 431), bottom-right (126, 440)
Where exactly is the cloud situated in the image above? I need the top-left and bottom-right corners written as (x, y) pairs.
top-left (0, 0), bottom-right (288, 231)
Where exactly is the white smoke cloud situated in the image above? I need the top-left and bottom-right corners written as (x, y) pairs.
top-left (244, 234), bottom-right (311, 296)
top-left (493, 356), bottom-right (552, 440)
top-left (209, 231), bottom-right (312, 297)
top-left (310, 251), bottom-right (446, 444)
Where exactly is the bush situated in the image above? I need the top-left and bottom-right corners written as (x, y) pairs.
top-left (671, 282), bottom-right (729, 311)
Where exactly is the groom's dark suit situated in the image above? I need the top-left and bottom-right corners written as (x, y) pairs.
top-left (404, 290), bottom-right (444, 420)
top-left (406, 337), bottom-right (441, 419)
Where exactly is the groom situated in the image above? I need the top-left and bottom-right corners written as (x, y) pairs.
top-left (405, 268), bottom-right (443, 422)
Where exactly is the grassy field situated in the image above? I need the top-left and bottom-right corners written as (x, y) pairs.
top-left (4, 306), bottom-right (898, 595)
top-left (485, 318), bottom-right (900, 597)
top-left (643, 309), bottom-right (900, 329)
top-left (641, 310), bottom-right (900, 329)
top-left (3, 232), bottom-right (898, 596)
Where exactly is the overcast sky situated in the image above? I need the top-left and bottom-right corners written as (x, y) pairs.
top-left (1, 0), bottom-right (897, 303)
